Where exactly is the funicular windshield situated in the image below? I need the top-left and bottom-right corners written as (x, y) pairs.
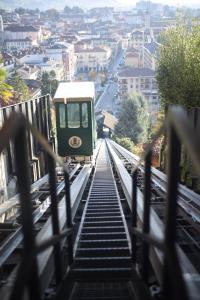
top-left (67, 103), bottom-right (80, 128)
top-left (66, 102), bottom-right (89, 128)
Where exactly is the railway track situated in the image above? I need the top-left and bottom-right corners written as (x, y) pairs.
top-left (109, 140), bottom-right (200, 222)
top-left (0, 139), bottom-right (199, 299)
top-left (106, 139), bottom-right (200, 299)
top-left (0, 162), bottom-right (93, 296)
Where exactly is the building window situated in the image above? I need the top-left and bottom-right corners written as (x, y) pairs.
top-left (59, 104), bottom-right (66, 128)
top-left (67, 103), bottom-right (80, 128)
top-left (130, 85), bottom-right (133, 88)
top-left (82, 103), bottom-right (88, 128)
top-left (122, 79), bottom-right (127, 84)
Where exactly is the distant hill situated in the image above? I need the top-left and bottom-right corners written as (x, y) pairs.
top-left (1, 0), bottom-right (122, 11)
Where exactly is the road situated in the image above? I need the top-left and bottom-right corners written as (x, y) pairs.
top-left (95, 48), bottom-right (124, 116)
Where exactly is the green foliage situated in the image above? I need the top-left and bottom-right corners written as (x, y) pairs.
top-left (45, 9), bottom-right (59, 19)
top-left (114, 93), bottom-right (150, 144)
top-left (64, 6), bottom-right (83, 14)
top-left (10, 70), bottom-right (29, 102)
top-left (113, 136), bottom-right (135, 152)
top-left (157, 24), bottom-right (200, 108)
top-left (0, 68), bottom-right (13, 104)
top-left (41, 71), bottom-right (58, 98)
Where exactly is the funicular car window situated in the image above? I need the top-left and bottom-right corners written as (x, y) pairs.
top-left (59, 104), bottom-right (66, 128)
top-left (67, 103), bottom-right (80, 128)
top-left (82, 103), bottom-right (88, 128)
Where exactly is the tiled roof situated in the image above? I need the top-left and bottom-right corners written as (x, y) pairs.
top-left (144, 42), bottom-right (160, 55)
top-left (76, 47), bottom-right (107, 53)
top-left (5, 38), bottom-right (32, 42)
top-left (126, 47), bottom-right (139, 53)
top-left (126, 53), bottom-right (139, 58)
top-left (5, 25), bottom-right (39, 32)
top-left (118, 68), bottom-right (155, 77)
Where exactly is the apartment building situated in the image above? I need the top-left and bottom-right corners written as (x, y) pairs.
top-left (117, 68), bottom-right (160, 120)
top-left (4, 37), bottom-right (33, 50)
top-left (128, 29), bottom-right (152, 49)
top-left (141, 41), bottom-right (160, 70)
top-left (3, 25), bottom-right (42, 47)
top-left (75, 47), bottom-right (111, 72)
top-left (46, 42), bottom-right (75, 81)
top-left (124, 47), bottom-right (141, 68)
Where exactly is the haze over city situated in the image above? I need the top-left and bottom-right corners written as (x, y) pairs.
top-left (1, 0), bottom-right (200, 10)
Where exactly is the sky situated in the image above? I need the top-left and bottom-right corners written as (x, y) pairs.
top-left (116, 0), bottom-right (200, 8)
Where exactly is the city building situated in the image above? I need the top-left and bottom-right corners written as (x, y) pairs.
top-left (17, 65), bottom-right (39, 80)
top-left (4, 37), bottom-right (33, 50)
top-left (141, 41), bottom-right (160, 70)
top-left (75, 47), bottom-right (111, 72)
top-left (46, 42), bottom-right (75, 81)
top-left (117, 68), bottom-right (160, 120)
top-left (3, 25), bottom-right (42, 47)
top-left (124, 47), bottom-right (141, 68)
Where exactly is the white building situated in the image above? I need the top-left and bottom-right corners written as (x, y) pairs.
top-left (4, 37), bottom-right (33, 50)
top-left (46, 42), bottom-right (75, 81)
top-left (17, 55), bottom-right (64, 81)
top-left (3, 25), bottom-right (42, 47)
top-left (39, 60), bottom-right (64, 81)
top-left (128, 29), bottom-right (152, 49)
top-left (75, 47), bottom-right (111, 72)
top-left (117, 68), bottom-right (160, 120)
top-left (17, 65), bottom-right (39, 80)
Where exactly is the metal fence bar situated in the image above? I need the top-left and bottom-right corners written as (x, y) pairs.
top-left (131, 170), bottom-right (138, 264)
top-left (141, 151), bottom-right (152, 282)
top-left (64, 171), bottom-right (73, 265)
top-left (162, 125), bottom-right (188, 300)
top-left (48, 154), bottom-right (63, 285)
top-left (9, 124), bottom-right (41, 300)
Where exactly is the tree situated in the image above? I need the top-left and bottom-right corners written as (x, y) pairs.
top-left (41, 71), bottom-right (58, 98)
top-left (0, 67), bottom-right (13, 105)
top-left (71, 6), bottom-right (83, 14)
top-left (15, 7), bottom-right (26, 15)
top-left (10, 71), bottom-right (29, 102)
top-left (113, 137), bottom-right (135, 152)
top-left (64, 6), bottom-right (71, 14)
top-left (157, 24), bottom-right (200, 108)
top-left (114, 93), bottom-right (150, 144)
top-left (45, 9), bottom-right (59, 19)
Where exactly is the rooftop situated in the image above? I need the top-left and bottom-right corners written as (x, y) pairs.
top-left (54, 82), bottom-right (95, 101)
top-left (5, 25), bottom-right (39, 32)
top-left (118, 68), bottom-right (155, 77)
top-left (144, 41), bottom-right (160, 55)
top-left (76, 47), bottom-right (107, 53)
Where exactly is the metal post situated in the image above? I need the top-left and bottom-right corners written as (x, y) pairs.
top-left (141, 151), bottom-right (152, 282)
top-left (131, 169), bottom-right (138, 264)
top-left (48, 154), bottom-right (62, 285)
top-left (11, 125), bottom-right (41, 300)
top-left (162, 125), bottom-right (188, 300)
top-left (64, 171), bottom-right (73, 265)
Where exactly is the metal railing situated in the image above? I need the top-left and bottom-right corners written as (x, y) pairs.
top-left (131, 106), bottom-right (200, 300)
top-left (0, 112), bottom-right (73, 300)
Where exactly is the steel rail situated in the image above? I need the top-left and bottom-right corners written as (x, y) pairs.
top-left (106, 139), bottom-right (200, 300)
top-left (0, 164), bottom-right (81, 268)
top-left (109, 140), bottom-right (200, 222)
top-left (110, 140), bottom-right (200, 206)
top-left (0, 164), bottom-right (92, 300)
